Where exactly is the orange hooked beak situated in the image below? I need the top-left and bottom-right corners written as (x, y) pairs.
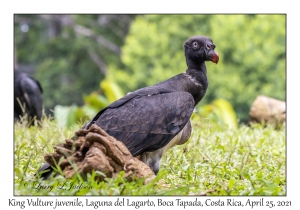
top-left (210, 51), bottom-right (219, 64)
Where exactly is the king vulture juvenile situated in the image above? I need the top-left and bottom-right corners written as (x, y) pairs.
top-left (38, 36), bottom-right (219, 178)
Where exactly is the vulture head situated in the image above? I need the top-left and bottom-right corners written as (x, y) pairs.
top-left (184, 36), bottom-right (219, 65)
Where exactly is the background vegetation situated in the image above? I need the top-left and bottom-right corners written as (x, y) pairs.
top-left (14, 14), bottom-right (286, 123)
top-left (14, 14), bottom-right (134, 114)
top-left (14, 118), bottom-right (285, 195)
top-left (111, 15), bottom-right (285, 122)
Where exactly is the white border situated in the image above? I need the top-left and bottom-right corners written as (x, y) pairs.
top-left (1, 0), bottom-right (299, 209)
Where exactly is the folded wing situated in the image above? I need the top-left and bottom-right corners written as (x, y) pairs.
top-left (93, 91), bottom-right (194, 156)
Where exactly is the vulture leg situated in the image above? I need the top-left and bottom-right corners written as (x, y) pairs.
top-left (138, 120), bottom-right (192, 174)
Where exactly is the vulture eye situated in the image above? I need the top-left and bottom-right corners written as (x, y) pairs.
top-left (192, 41), bottom-right (199, 48)
top-left (206, 44), bottom-right (211, 50)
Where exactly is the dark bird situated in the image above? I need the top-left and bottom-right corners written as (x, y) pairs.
top-left (14, 68), bottom-right (43, 125)
top-left (38, 35), bottom-right (219, 179)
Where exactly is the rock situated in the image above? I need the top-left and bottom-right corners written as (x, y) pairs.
top-left (249, 95), bottom-right (285, 125)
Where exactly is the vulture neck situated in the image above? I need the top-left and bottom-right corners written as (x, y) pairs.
top-left (184, 61), bottom-right (208, 105)
top-left (186, 61), bottom-right (208, 87)
top-left (186, 60), bottom-right (207, 74)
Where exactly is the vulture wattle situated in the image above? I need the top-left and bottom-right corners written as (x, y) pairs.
top-left (38, 36), bottom-right (219, 178)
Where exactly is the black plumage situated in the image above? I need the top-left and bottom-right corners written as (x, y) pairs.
top-left (38, 35), bottom-right (218, 178)
top-left (14, 68), bottom-right (43, 125)
top-left (92, 92), bottom-right (194, 156)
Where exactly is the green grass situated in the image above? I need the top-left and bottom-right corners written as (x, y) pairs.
top-left (14, 117), bottom-right (285, 195)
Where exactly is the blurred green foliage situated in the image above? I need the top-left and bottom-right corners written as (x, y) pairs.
top-left (14, 14), bottom-right (134, 114)
top-left (54, 77), bottom-right (124, 128)
top-left (15, 15), bottom-right (286, 123)
top-left (55, 79), bottom-right (237, 129)
top-left (197, 98), bottom-right (238, 129)
top-left (110, 15), bottom-right (286, 121)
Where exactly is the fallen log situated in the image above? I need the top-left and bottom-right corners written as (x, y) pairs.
top-left (249, 95), bottom-right (286, 125)
top-left (44, 124), bottom-right (155, 184)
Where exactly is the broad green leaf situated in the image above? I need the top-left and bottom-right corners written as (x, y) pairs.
top-left (66, 105), bottom-right (78, 127)
top-left (100, 79), bottom-right (124, 103)
top-left (213, 99), bottom-right (238, 129)
top-left (83, 92), bottom-right (109, 110)
top-left (53, 105), bottom-right (70, 128)
top-left (228, 178), bottom-right (235, 190)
